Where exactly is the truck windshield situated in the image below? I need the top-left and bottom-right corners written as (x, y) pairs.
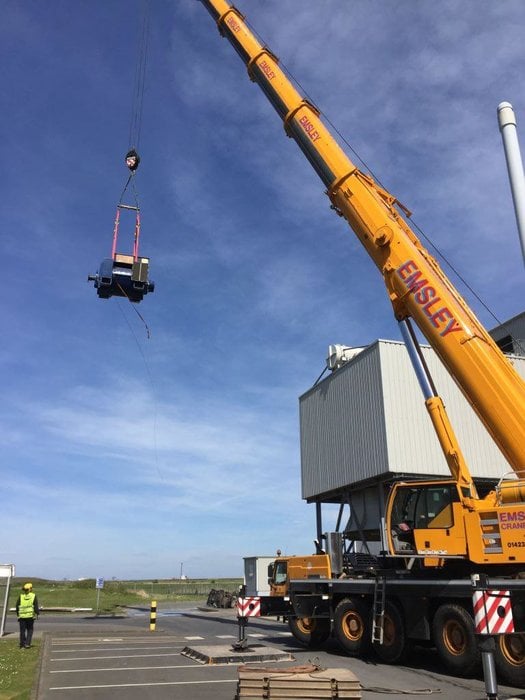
top-left (273, 561), bottom-right (287, 585)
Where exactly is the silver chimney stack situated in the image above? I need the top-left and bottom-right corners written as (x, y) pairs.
top-left (498, 101), bottom-right (525, 267)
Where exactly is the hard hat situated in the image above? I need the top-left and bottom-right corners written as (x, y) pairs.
top-left (23, 582), bottom-right (32, 591)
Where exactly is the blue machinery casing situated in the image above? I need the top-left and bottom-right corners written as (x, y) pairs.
top-left (88, 253), bottom-right (155, 303)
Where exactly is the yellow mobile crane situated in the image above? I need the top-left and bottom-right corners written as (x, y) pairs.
top-left (197, 0), bottom-right (525, 685)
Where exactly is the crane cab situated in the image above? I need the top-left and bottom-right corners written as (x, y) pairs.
top-left (386, 480), bottom-right (467, 560)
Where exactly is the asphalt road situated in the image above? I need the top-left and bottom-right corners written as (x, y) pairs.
top-left (4, 603), bottom-right (525, 700)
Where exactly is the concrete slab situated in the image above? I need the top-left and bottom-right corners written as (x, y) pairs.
top-left (181, 643), bottom-right (294, 665)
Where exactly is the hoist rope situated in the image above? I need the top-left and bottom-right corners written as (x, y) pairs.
top-left (128, 0), bottom-right (150, 151)
top-left (117, 4), bottom-right (150, 253)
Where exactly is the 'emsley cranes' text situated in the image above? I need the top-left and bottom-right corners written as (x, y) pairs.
top-left (396, 260), bottom-right (462, 338)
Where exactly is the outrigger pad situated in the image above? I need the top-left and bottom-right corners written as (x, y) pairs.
top-left (88, 257), bottom-right (154, 303)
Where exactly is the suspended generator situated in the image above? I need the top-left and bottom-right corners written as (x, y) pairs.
top-left (88, 151), bottom-right (154, 304)
top-left (88, 205), bottom-right (154, 304)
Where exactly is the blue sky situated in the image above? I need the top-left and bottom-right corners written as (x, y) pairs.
top-left (2, 0), bottom-right (525, 580)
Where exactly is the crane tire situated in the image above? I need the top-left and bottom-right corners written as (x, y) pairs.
top-left (494, 633), bottom-right (525, 688)
top-left (288, 616), bottom-right (330, 648)
top-left (333, 598), bottom-right (371, 656)
top-left (432, 603), bottom-right (480, 675)
top-left (372, 602), bottom-right (407, 664)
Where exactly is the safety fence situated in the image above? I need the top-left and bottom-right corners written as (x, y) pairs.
top-left (124, 579), bottom-right (242, 598)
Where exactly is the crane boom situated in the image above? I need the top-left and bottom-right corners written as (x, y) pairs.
top-left (198, 0), bottom-right (525, 481)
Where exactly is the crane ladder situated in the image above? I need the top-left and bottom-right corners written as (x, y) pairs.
top-left (372, 575), bottom-right (386, 644)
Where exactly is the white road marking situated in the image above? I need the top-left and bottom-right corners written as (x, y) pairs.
top-left (51, 636), bottom-right (176, 645)
top-left (52, 645), bottom-right (179, 653)
top-left (51, 653), bottom-right (182, 662)
top-left (50, 662), bottom-right (231, 674)
top-left (50, 679), bottom-right (237, 691)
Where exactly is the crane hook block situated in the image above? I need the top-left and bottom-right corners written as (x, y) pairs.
top-left (125, 149), bottom-right (140, 171)
top-left (88, 254), bottom-right (154, 303)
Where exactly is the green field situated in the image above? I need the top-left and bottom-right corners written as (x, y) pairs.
top-left (7, 577), bottom-right (242, 613)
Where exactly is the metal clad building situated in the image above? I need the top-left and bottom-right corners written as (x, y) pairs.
top-left (490, 311), bottom-right (525, 354)
top-left (300, 339), bottom-right (525, 502)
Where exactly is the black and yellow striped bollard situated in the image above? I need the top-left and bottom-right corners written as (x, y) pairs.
top-left (149, 600), bottom-right (157, 631)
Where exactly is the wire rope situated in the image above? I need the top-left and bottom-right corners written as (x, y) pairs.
top-left (246, 19), bottom-right (522, 353)
top-left (128, 0), bottom-right (150, 151)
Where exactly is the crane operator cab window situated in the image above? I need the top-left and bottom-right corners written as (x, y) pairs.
top-left (271, 560), bottom-right (288, 586)
top-left (390, 483), bottom-right (459, 554)
top-left (415, 485), bottom-right (457, 529)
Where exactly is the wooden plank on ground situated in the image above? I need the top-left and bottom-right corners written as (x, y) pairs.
top-left (236, 666), bottom-right (361, 699)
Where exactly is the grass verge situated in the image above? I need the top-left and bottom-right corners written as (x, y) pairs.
top-left (0, 638), bottom-right (41, 700)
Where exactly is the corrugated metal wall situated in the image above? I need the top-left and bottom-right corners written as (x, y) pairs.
top-left (300, 340), bottom-right (525, 500)
top-left (300, 344), bottom-right (388, 499)
top-left (490, 311), bottom-right (525, 354)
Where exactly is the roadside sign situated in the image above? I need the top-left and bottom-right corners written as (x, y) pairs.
top-left (0, 564), bottom-right (15, 637)
top-left (96, 577), bottom-right (104, 589)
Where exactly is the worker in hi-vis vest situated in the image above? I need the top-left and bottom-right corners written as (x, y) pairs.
top-left (15, 582), bottom-right (40, 649)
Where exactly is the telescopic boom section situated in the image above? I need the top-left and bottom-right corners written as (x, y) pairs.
top-left (199, 0), bottom-right (525, 476)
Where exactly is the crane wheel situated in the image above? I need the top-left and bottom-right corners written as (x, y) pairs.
top-left (495, 633), bottom-right (525, 688)
top-left (333, 598), bottom-right (371, 656)
top-left (288, 616), bottom-right (330, 648)
top-left (372, 601), bottom-right (407, 664)
top-left (432, 604), bottom-right (480, 675)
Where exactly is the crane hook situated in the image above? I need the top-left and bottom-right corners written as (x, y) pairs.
top-left (125, 149), bottom-right (141, 171)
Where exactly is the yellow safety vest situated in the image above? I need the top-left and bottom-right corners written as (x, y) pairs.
top-left (18, 592), bottom-right (36, 619)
